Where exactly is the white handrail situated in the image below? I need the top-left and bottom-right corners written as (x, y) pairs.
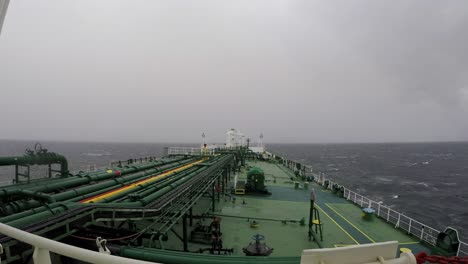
top-left (0, 223), bottom-right (157, 264)
top-left (167, 147), bottom-right (215, 156)
top-left (277, 156), bottom-right (468, 257)
top-left (342, 187), bottom-right (441, 247)
top-left (459, 241), bottom-right (468, 257)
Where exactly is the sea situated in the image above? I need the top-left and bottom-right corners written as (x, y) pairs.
top-left (1, 140), bottom-right (467, 240)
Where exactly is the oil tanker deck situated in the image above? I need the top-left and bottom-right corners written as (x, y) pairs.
top-left (0, 131), bottom-right (467, 264)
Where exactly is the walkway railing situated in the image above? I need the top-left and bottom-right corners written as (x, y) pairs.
top-left (342, 188), bottom-right (439, 246)
top-left (0, 222), bottom-right (156, 264)
top-left (278, 155), bottom-right (468, 257)
top-left (167, 147), bottom-right (215, 156)
top-left (460, 242), bottom-right (468, 257)
top-left (109, 156), bottom-right (159, 167)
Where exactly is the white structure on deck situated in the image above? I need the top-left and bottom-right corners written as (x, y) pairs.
top-left (300, 241), bottom-right (416, 264)
top-left (0, 222), bottom-right (417, 264)
top-left (249, 132), bottom-right (265, 153)
top-left (225, 128), bottom-right (246, 147)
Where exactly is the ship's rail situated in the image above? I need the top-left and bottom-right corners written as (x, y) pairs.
top-left (460, 242), bottom-right (468, 257)
top-left (0, 180), bottom-right (12, 186)
top-left (342, 187), bottom-right (439, 245)
top-left (109, 156), bottom-right (159, 167)
top-left (280, 156), bottom-right (468, 257)
top-left (167, 147), bottom-right (215, 156)
top-left (0, 222), bottom-right (156, 264)
top-left (322, 176), bottom-right (468, 257)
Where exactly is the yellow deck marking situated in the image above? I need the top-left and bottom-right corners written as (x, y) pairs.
top-left (82, 160), bottom-right (203, 203)
top-left (399, 241), bottom-right (420, 245)
top-left (315, 204), bottom-right (360, 245)
top-left (325, 203), bottom-right (376, 243)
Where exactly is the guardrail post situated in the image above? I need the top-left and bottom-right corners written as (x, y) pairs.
top-left (395, 214), bottom-right (400, 228)
top-left (377, 203), bottom-right (381, 217)
top-left (387, 208), bottom-right (390, 222)
top-left (408, 219), bottom-right (412, 235)
top-left (33, 247), bottom-right (52, 264)
top-left (420, 226), bottom-right (424, 241)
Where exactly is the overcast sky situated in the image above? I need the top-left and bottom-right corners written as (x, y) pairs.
top-left (1, 0), bottom-right (467, 143)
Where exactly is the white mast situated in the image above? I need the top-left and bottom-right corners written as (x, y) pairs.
top-left (201, 132), bottom-right (206, 148)
top-left (0, 0), bottom-right (9, 36)
top-left (259, 133), bottom-right (264, 148)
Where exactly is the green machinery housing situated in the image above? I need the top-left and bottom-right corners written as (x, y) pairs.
top-left (0, 145), bottom-right (300, 264)
top-left (245, 167), bottom-right (269, 194)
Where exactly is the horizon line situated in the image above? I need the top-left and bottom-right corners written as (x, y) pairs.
top-left (1, 138), bottom-right (467, 145)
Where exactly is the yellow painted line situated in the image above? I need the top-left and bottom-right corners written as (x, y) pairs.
top-left (315, 204), bottom-right (360, 245)
top-left (325, 203), bottom-right (376, 243)
top-left (399, 241), bottom-right (420, 245)
top-left (81, 160), bottom-right (203, 203)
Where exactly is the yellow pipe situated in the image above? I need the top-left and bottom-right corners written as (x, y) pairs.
top-left (81, 160), bottom-right (204, 203)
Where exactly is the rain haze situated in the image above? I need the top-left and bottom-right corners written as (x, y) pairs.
top-left (1, 0), bottom-right (468, 143)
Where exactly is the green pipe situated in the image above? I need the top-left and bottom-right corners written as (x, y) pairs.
top-left (136, 164), bottom-right (213, 205)
top-left (19, 190), bottom-right (56, 203)
top-left (0, 202), bottom-right (72, 223)
top-left (3, 156), bottom-right (227, 227)
top-left (57, 160), bottom-right (196, 202)
top-left (119, 167), bottom-right (201, 202)
top-left (0, 158), bottom-right (196, 213)
top-left (87, 163), bottom-right (211, 207)
top-left (0, 152), bottom-right (69, 175)
top-left (1, 165), bottom-right (159, 213)
top-left (64, 162), bottom-right (194, 203)
top-left (81, 160), bottom-right (202, 204)
top-left (0, 157), bottom-right (190, 197)
top-left (6, 202), bottom-right (84, 228)
top-left (118, 247), bottom-right (300, 264)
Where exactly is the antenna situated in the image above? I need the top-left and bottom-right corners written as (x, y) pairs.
top-left (259, 133), bottom-right (264, 148)
top-left (202, 132), bottom-right (206, 148)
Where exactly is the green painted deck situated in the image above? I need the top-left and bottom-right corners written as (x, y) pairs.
top-left (164, 160), bottom-right (432, 257)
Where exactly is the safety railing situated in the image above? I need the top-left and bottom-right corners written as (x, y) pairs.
top-left (343, 188), bottom-right (440, 247)
top-left (277, 155), bottom-right (468, 257)
top-left (109, 156), bottom-right (159, 167)
top-left (0, 222), bottom-right (156, 264)
top-left (167, 147), bottom-right (215, 156)
top-left (459, 241), bottom-right (468, 257)
top-left (0, 180), bottom-right (12, 186)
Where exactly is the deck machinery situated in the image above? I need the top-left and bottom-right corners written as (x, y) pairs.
top-left (0, 142), bottom-right (467, 264)
top-left (0, 145), bottom-right (246, 263)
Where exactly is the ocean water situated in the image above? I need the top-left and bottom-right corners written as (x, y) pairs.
top-left (269, 142), bottom-right (468, 240)
top-left (0, 140), bottom-right (467, 240)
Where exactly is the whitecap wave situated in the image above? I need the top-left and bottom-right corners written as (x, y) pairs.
top-left (416, 182), bottom-right (429, 188)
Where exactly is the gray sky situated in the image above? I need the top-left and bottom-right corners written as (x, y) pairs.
top-left (1, 0), bottom-right (468, 143)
